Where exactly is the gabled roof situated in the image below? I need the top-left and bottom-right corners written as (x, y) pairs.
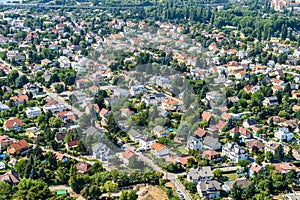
top-left (66, 140), bottom-right (78, 148)
top-left (151, 143), bottom-right (167, 151)
top-left (4, 118), bottom-right (24, 129)
top-left (7, 139), bottom-right (28, 154)
top-left (0, 171), bottom-right (19, 184)
top-left (194, 128), bottom-right (207, 138)
top-left (122, 150), bottom-right (135, 159)
top-left (202, 111), bottom-right (212, 121)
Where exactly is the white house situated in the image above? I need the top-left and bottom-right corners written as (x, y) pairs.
top-left (187, 166), bottom-right (213, 182)
top-left (274, 127), bottom-right (293, 142)
top-left (187, 136), bottom-right (202, 151)
top-left (0, 102), bottom-right (9, 111)
top-left (25, 107), bottom-right (42, 118)
top-left (151, 143), bottom-right (169, 157)
top-left (43, 104), bottom-right (68, 113)
top-left (130, 85), bottom-right (147, 96)
top-left (222, 142), bottom-right (248, 162)
top-left (139, 136), bottom-right (155, 150)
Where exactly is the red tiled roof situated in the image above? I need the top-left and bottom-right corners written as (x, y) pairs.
top-left (151, 143), bottom-right (166, 151)
top-left (122, 150), bottom-right (135, 159)
top-left (7, 139), bottom-right (28, 154)
top-left (66, 140), bottom-right (78, 148)
top-left (177, 156), bottom-right (196, 165)
top-left (202, 111), bottom-right (212, 121)
top-left (194, 128), bottom-right (207, 138)
top-left (4, 118), bottom-right (24, 129)
top-left (10, 95), bottom-right (28, 102)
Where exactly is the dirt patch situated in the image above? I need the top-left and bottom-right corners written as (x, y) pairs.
top-left (137, 185), bottom-right (168, 200)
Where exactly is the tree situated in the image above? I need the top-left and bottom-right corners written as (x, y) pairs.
top-left (213, 169), bottom-right (223, 179)
top-left (54, 84), bottom-right (65, 93)
top-left (265, 151), bottom-right (274, 162)
top-left (15, 75), bottom-right (29, 88)
top-left (120, 190), bottom-right (137, 200)
top-left (230, 183), bottom-right (243, 200)
top-left (8, 70), bottom-right (19, 84)
top-left (0, 181), bottom-right (12, 200)
top-left (81, 185), bottom-right (101, 200)
top-left (102, 181), bottom-right (118, 198)
top-left (14, 178), bottom-right (51, 200)
top-left (238, 160), bottom-right (250, 168)
top-left (49, 117), bottom-right (63, 128)
top-left (56, 167), bottom-right (69, 184)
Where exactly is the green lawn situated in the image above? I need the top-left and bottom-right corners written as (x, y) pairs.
top-left (223, 173), bottom-right (238, 181)
top-left (174, 145), bottom-right (188, 154)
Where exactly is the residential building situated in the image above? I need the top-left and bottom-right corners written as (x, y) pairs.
top-left (274, 127), bottom-right (293, 142)
top-left (197, 180), bottom-right (221, 199)
top-left (120, 150), bottom-right (136, 165)
top-left (203, 136), bottom-right (221, 150)
top-left (55, 133), bottom-right (66, 144)
top-left (263, 97), bottom-right (278, 107)
top-left (43, 103), bottom-right (68, 113)
top-left (202, 150), bottom-right (221, 162)
top-left (130, 85), bottom-right (147, 96)
top-left (128, 129), bottom-right (141, 143)
top-left (264, 142), bottom-right (281, 156)
top-left (76, 162), bottom-right (90, 174)
top-left (151, 125), bottom-right (170, 138)
top-left (194, 128), bottom-right (207, 139)
top-left (139, 135), bottom-right (155, 150)
top-left (151, 143), bottom-right (169, 157)
top-left (249, 162), bottom-right (264, 177)
top-left (0, 171), bottom-right (20, 185)
top-left (91, 143), bottom-right (115, 162)
top-left (187, 166), bottom-right (213, 182)
top-left (0, 102), bottom-right (9, 111)
top-left (187, 136), bottom-right (202, 151)
top-left (230, 126), bottom-right (252, 140)
top-left (65, 140), bottom-right (78, 151)
top-left (25, 107), bottom-right (42, 118)
top-left (10, 95), bottom-right (28, 105)
top-left (3, 118), bottom-right (24, 131)
top-left (7, 139), bottom-right (29, 155)
top-left (223, 177), bottom-right (250, 193)
top-left (222, 142), bottom-right (248, 162)
top-left (0, 135), bottom-right (13, 152)
top-left (245, 139), bottom-right (264, 153)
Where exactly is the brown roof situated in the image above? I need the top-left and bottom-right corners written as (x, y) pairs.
top-left (177, 156), bottom-right (196, 165)
top-left (7, 139), bottom-right (28, 155)
top-left (246, 140), bottom-right (264, 150)
top-left (76, 162), bottom-right (90, 173)
top-left (10, 95), bottom-right (28, 102)
top-left (66, 140), bottom-right (78, 148)
top-left (0, 171), bottom-right (19, 184)
top-left (194, 128), bottom-right (207, 138)
top-left (202, 111), bottom-right (212, 121)
top-left (273, 163), bottom-right (300, 173)
top-left (122, 150), bottom-right (135, 159)
top-left (202, 150), bottom-right (220, 160)
top-left (151, 143), bottom-right (167, 151)
top-left (4, 118), bottom-right (24, 129)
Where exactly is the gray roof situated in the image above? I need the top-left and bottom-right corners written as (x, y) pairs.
top-left (139, 135), bottom-right (155, 142)
top-left (188, 166), bottom-right (213, 181)
top-left (85, 126), bottom-right (99, 136)
top-left (128, 129), bottom-right (141, 138)
top-left (203, 136), bottom-right (219, 148)
top-left (198, 180), bottom-right (221, 192)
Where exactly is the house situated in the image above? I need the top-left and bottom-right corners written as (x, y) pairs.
top-left (151, 143), bottom-right (169, 157)
top-left (187, 136), bottom-right (202, 151)
top-left (130, 85), bottom-right (147, 96)
top-left (194, 128), bottom-right (208, 138)
top-left (120, 108), bottom-right (134, 117)
top-left (25, 127), bottom-right (40, 140)
top-left (0, 102), bottom-right (9, 111)
top-left (25, 107), bottom-right (42, 118)
top-left (92, 143), bottom-right (115, 162)
top-left (222, 142), bottom-right (248, 162)
top-left (0, 171), bottom-right (20, 185)
top-left (42, 103), bottom-right (68, 113)
top-left (272, 85), bottom-right (283, 93)
top-left (245, 139), bottom-right (264, 153)
top-left (202, 111), bottom-right (212, 122)
top-left (197, 180), bottom-right (222, 199)
top-left (264, 142), bottom-right (281, 156)
top-left (0, 161), bottom-right (6, 170)
top-left (187, 166), bottom-right (213, 182)
top-left (203, 136), bottom-right (221, 150)
top-left (274, 127), bottom-right (293, 142)
top-left (151, 125), bottom-right (169, 138)
top-left (120, 150), bottom-right (136, 165)
top-left (139, 135), bottom-right (155, 150)
top-left (10, 95), bottom-right (28, 105)
top-left (0, 135), bottom-right (13, 151)
top-left (263, 97), bottom-right (278, 107)
top-left (7, 139), bottom-right (29, 155)
top-left (202, 150), bottom-right (221, 162)
top-left (177, 156), bottom-right (196, 166)
top-left (128, 129), bottom-right (141, 143)
top-left (243, 118), bottom-right (257, 129)
top-left (65, 140), bottom-right (78, 151)
top-left (85, 126), bottom-right (102, 137)
top-left (230, 126), bottom-right (252, 140)
top-left (76, 162), bottom-right (90, 174)
top-left (271, 78), bottom-right (284, 86)
top-left (3, 118), bottom-right (24, 131)
top-left (55, 153), bottom-right (68, 163)
top-left (100, 108), bottom-right (110, 125)
top-left (273, 162), bottom-right (300, 175)
top-left (223, 177), bottom-right (250, 193)
top-left (249, 162), bottom-right (264, 177)
top-left (55, 133), bottom-right (66, 144)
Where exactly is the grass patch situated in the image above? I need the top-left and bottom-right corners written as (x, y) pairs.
top-left (174, 145), bottom-right (188, 154)
top-left (223, 173), bottom-right (238, 181)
